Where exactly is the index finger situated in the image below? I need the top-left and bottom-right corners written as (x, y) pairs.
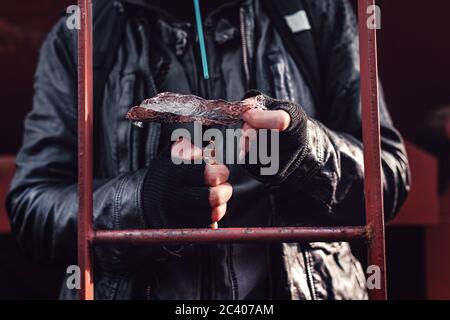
top-left (242, 108), bottom-right (291, 131)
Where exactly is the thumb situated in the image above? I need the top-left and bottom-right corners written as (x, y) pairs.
top-left (171, 137), bottom-right (203, 162)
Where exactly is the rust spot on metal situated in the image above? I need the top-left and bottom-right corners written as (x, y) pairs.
top-left (93, 227), bottom-right (369, 245)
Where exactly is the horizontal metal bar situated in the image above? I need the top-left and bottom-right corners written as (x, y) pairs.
top-left (93, 226), bottom-right (368, 245)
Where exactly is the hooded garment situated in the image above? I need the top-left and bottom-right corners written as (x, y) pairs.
top-left (6, 0), bottom-right (410, 300)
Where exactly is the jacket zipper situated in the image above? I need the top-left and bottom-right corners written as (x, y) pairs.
top-left (218, 5), bottom-right (252, 301)
top-left (240, 6), bottom-right (251, 89)
top-left (216, 7), bottom-right (250, 301)
top-left (302, 246), bottom-right (317, 300)
top-left (227, 245), bottom-right (239, 300)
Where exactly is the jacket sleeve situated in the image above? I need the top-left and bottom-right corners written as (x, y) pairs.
top-left (278, 0), bottom-right (411, 226)
top-left (6, 19), bottom-right (150, 267)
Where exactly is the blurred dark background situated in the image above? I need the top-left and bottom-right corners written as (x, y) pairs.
top-left (0, 0), bottom-right (449, 299)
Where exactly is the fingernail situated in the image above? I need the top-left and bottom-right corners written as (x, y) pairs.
top-left (238, 150), bottom-right (246, 161)
top-left (210, 222), bottom-right (218, 229)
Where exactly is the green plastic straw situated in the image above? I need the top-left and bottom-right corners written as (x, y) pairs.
top-left (193, 0), bottom-right (210, 80)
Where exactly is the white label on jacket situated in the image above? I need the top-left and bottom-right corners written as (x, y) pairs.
top-left (284, 10), bottom-right (311, 33)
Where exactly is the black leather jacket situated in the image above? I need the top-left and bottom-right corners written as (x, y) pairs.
top-left (6, 0), bottom-right (410, 300)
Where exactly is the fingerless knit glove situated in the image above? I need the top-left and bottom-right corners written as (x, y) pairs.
top-left (142, 148), bottom-right (211, 228)
top-left (243, 90), bottom-right (309, 185)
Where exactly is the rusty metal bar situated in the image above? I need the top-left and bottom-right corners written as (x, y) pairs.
top-left (93, 227), bottom-right (368, 245)
top-left (77, 0), bottom-right (94, 300)
top-left (358, 0), bottom-right (387, 300)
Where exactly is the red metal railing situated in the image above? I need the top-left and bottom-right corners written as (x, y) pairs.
top-left (77, 0), bottom-right (94, 300)
top-left (77, 0), bottom-right (385, 300)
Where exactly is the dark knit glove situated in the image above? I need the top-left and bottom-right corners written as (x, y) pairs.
top-left (243, 90), bottom-right (309, 185)
top-left (142, 148), bottom-right (211, 228)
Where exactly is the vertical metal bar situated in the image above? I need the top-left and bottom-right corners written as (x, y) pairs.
top-left (357, 0), bottom-right (387, 300)
top-left (78, 0), bottom-right (94, 300)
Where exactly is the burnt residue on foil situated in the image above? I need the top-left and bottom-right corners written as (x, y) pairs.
top-left (126, 92), bottom-right (266, 126)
